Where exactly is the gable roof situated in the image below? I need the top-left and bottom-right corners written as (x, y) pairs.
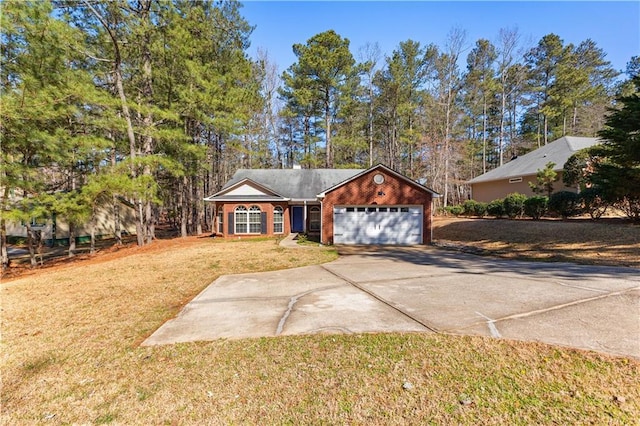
top-left (213, 168), bottom-right (364, 200)
top-left (467, 136), bottom-right (600, 184)
top-left (318, 163), bottom-right (440, 197)
top-left (203, 178), bottom-right (289, 202)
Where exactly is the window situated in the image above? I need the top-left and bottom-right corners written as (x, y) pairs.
top-left (366, 207), bottom-right (376, 213)
top-left (390, 207), bottom-right (398, 212)
top-left (309, 206), bottom-right (321, 232)
top-left (248, 205), bottom-right (262, 233)
top-left (400, 207), bottom-right (409, 213)
top-left (273, 206), bottom-right (284, 233)
top-left (217, 207), bottom-right (224, 234)
top-left (23, 216), bottom-right (47, 228)
top-left (235, 205), bottom-right (262, 234)
top-left (235, 206), bottom-right (248, 234)
top-left (509, 177), bottom-right (523, 183)
top-left (357, 207), bottom-right (366, 212)
top-left (346, 207), bottom-right (355, 212)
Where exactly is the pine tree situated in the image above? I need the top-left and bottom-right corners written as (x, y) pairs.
top-left (528, 162), bottom-right (557, 198)
top-left (591, 76), bottom-right (640, 221)
top-left (281, 30), bottom-right (356, 168)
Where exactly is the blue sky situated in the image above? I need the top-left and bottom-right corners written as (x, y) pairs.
top-left (240, 1), bottom-right (640, 75)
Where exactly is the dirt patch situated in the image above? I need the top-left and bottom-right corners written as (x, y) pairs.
top-left (2, 235), bottom-right (216, 281)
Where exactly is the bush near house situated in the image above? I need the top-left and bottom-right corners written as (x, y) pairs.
top-left (503, 193), bottom-right (528, 219)
top-left (447, 186), bottom-right (622, 221)
top-left (461, 200), bottom-right (487, 217)
top-left (580, 187), bottom-right (609, 219)
top-left (524, 196), bottom-right (548, 220)
top-left (445, 205), bottom-right (464, 216)
top-left (486, 199), bottom-right (505, 218)
top-left (549, 191), bottom-right (582, 219)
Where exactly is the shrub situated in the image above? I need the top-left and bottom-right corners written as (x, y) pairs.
top-left (486, 199), bottom-right (504, 218)
top-left (462, 200), bottom-right (478, 216)
top-left (548, 191), bottom-right (582, 218)
top-left (473, 202), bottom-right (488, 217)
top-left (503, 193), bottom-right (527, 219)
top-left (462, 200), bottom-right (486, 217)
top-left (614, 196), bottom-right (640, 222)
top-left (524, 196), bottom-right (548, 220)
top-left (579, 187), bottom-right (608, 219)
top-left (446, 205), bottom-right (464, 216)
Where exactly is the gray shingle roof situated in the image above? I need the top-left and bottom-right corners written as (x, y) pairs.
top-left (467, 136), bottom-right (600, 184)
top-left (222, 168), bottom-right (364, 200)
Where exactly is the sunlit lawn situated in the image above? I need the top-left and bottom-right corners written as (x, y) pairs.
top-left (2, 231), bottom-right (639, 424)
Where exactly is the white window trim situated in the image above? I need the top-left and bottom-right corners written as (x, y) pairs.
top-left (309, 206), bottom-right (321, 232)
top-left (217, 207), bottom-right (224, 234)
top-left (273, 206), bottom-right (284, 234)
top-left (235, 205), bottom-right (262, 235)
top-left (248, 205), bottom-right (261, 234)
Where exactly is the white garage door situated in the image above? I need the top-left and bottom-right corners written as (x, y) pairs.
top-left (333, 206), bottom-right (423, 245)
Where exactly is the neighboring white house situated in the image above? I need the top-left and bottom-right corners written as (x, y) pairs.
top-left (467, 136), bottom-right (600, 203)
top-left (5, 199), bottom-right (137, 246)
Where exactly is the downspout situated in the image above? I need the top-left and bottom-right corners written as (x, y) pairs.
top-left (303, 200), bottom-right (307, 233)
top-left (319, 199), bottom-right (323, 244)
top-left (430, 199), bottom-right (433, 245)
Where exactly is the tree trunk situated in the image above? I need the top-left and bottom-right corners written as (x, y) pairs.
top-left (482, 97), bottom-right (487, 173)
top-left (368, 83), bottom-right (374, 167)
top-left (180, 176), bottom-right (188, 238)
top-left (325, 99), bottom-right (332, 168)
top-left (195, 174), bottom-right (204, 235)
top-left (544, 115), bottom-right (549, 145)
top-left (113, 197), bottom-right (122, 245)
top-left (1, 185), bottom-right (9, 270)
top-left (26, 224), bottom-right (37, 267)
top-left (499, 89), bottom-right (506, 166)
top-left (90, 210), bottom-right (96, 255)
top-left (68, 222), bottom-right (76, 258)
top-left (141, 0), bottom-right (155, 245)
top-left (1, 218), bottom-right (8, 270)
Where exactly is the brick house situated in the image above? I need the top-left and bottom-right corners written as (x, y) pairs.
top-left (204, 164), bottom-right (439, 245)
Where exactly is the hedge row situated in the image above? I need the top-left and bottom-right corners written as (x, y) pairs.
top-left (443, 190), bottom-right (609, 220)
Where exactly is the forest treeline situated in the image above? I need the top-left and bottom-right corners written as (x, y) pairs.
top-left (1, 0), bottom-right (638, 263)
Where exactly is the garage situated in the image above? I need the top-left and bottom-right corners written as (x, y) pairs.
top-left (333, 205), bottom-right (423, 245)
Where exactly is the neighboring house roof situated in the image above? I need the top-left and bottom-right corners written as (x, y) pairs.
top-left (467, 136), bottom-right (600, 184)
top-left (207, 168), bottom-right (364, 201)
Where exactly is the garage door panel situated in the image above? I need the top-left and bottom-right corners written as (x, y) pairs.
top-left (334, 206), bottom-right (422, 245)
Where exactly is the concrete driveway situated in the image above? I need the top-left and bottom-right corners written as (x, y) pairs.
top-left (143, 247), bottom-right (640, 358)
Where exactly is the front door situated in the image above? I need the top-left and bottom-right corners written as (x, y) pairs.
top-left (291, 206), bottom-right (304, 232)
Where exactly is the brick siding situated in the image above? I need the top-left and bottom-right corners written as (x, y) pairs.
top-left (321, 169), bottom-right (433, 245)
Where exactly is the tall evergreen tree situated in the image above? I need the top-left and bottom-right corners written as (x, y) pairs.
top-left (591, 76), bottom-right (640, 221)
top-left (281, 30), bottom-right (356, 168)
top-left (1, 0), bottom-right (113, 264)
top-left (374, 39), bottom-right (436, 174)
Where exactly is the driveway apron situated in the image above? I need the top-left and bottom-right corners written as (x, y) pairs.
top-left (143, 247), bottom-right (640, 359)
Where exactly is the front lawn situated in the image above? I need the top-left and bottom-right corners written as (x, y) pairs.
top-left (2, 235), bottom-right (638, 424)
